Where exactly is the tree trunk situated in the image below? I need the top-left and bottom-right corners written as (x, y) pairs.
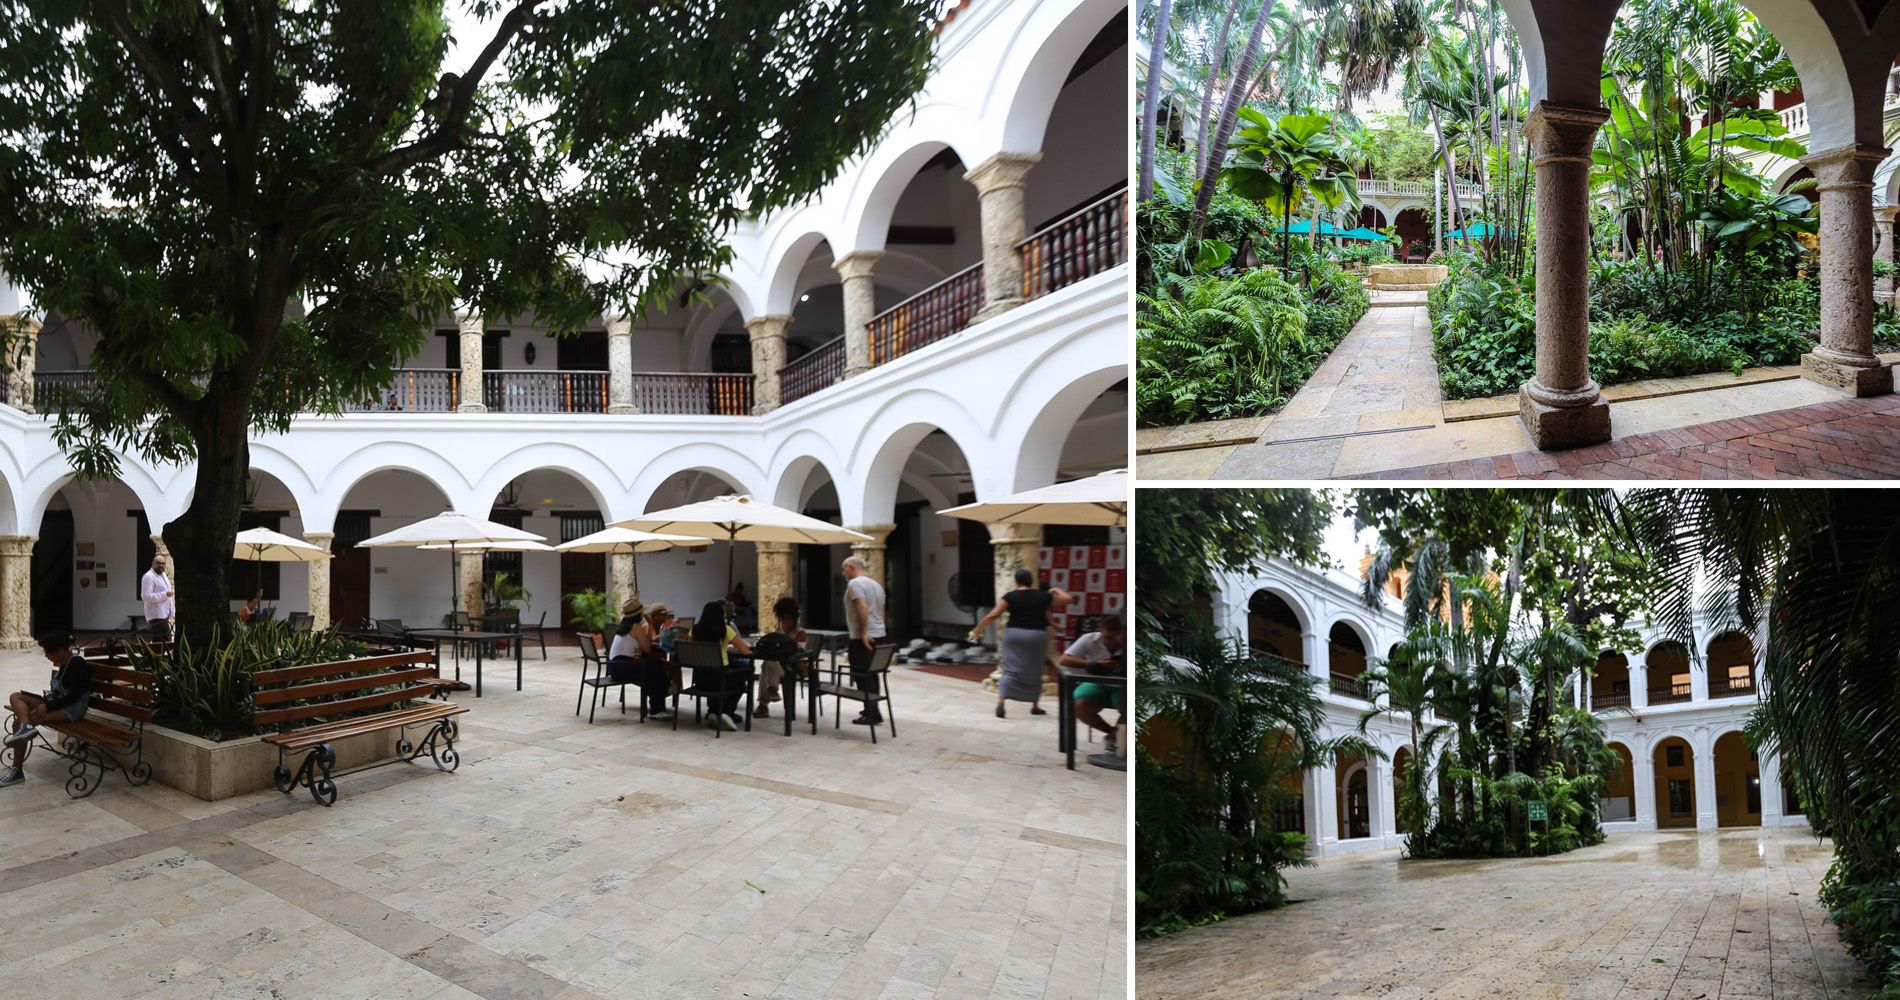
top-left (1429, 101), bottom-right (1471, 252)
top-left (1194, 0), bottom-right (1242, 177)
top-left (161, 390), bottom-right (256, 651)
top-left (1189, 0), bottom-right (1277, 240)
top-left (1137, 0), bottom-right (1175, 202)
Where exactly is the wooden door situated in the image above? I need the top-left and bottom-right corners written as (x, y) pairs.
top-left (331, 512), bottom-right (373, 629)
top-left (558, 512), bottom-right (605, 635)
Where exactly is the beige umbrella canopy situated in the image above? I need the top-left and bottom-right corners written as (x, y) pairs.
top-left (611, 494), bottom-right (870, 590)
top-left (937, 469), bottom-right (1128, 527)
top-left (358, 512), bottom-right (550, 616)
top-left (553, 526), bottom-right (713, 554)
top-left (233, 526), bottom-right (332, 602)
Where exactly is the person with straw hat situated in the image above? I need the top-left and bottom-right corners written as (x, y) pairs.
top-left (607, 597), bottom-right (673, 720)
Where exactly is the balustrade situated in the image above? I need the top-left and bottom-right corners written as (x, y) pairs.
top-left (344, 369), bottom-right (460, 412)
top-left (1648, 683), bottom-right (1693, 705)
top-left (868, 262), bottom-right (985, 366)
top-left (481, 370), bottom-right (608, 414)
top-left (1020, 189), bottom-right (1128, 302)
top-left (630, 373), bottom-right (753, 415)
top-left (1330, 672), bottom-right (1366, 698)
top-left (779, 337), bottom-right (844, 405)
top-left (33, 370), bottom-right (96, 405)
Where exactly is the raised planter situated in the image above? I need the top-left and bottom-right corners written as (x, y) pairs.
top-left (140, 723), bottom-right (401, 801)
top-left (1365, 264), bottom-right (1448, 290)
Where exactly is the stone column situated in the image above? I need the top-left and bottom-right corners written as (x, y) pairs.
top-left (1518, 102), bottom-right (1613, 450)
top-left (611, 552), bottom-right (637, 611)
top-left (304, 532), bottom-right (333, 629)
top-left (1875, 208), bottom-right (1896, 305)
top-left (1314, 767), bottom-right (1338, 851)
top-left (1301, 630), bottom-right (1325, 684)
top-left (0, 535), bottom-right (33, 649)
top-left (606, 315), bottom-right (636, 414)
top-left (1630, 660), bottom-right (1649, 712)
top-left (849, 524), bottom-right (897, 588)
top-left (459, 550), bottom-right (484, 621)
top-left (745, 314), bottom-right (792, 413)
top-left (1758, 751), bottom-right (1784, 827)
top-left (1370, 755), bottom-right (1396, 843)
top-left (1693, 735), bottom-right (1718, 830)
top-left (835, 251), bottom-right (883, 379)
top-left (964, 152), bottom-right (1043, 322)
top-left (6, 316), bottom-right (39, 413)
top-left (755, 541), bottom-right (796, 615)
top-left (985, 523), bottom-right (1041, 637)
top-left (1800, 143), bottom-right (1896, 396)
top-left (456, 312), bottom-right (487, 413)
top-left (1633, 734), bottom-right (1657, 830)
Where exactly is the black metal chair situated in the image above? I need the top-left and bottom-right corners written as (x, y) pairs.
top-left (577, 633), bottom-right (637, 722)
top-left (286, 612), bottom-right (315, 634)
top-left (673, 640), bottom-right (754, 737)
top-left (522, 611), bottom-right (549, 660)
top-left (813, 644), bottom-right (897, 742)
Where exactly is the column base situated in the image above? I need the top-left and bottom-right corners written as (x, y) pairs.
top-left (1518, 382), bottom-right (1611, 450)
top-left (750, 402), bottom-right (779, 415)
top-left (455, 403), bottom-right (488, 413)
top-left (842, 365), bottom-right (871, 380)
top-left (606, 403), bottom-right (636, 414)
top-left (1800, 351), bottom-right (1894, 396)
top-left (971, 298), bottom-right (1022, 325)
top-left (0, 637), bottom-right (30, 650)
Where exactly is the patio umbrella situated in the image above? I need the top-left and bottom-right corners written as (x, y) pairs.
top-left (233, 526), bottom-right (333, 603)
top-left (610, 494), bottom-right (871, 592)
top-left (936, 469), bottom-right (1128, 528)
top-left (1336, 227), bottom-right (1390, 242)
top-left (552, 526), bottom-right (714, 554)
top-left (1446, 222), bottom-right (1513, 239)
top-left (1265, 219), bottom-right (1347, 236)
top-left (357, 512), bottom-right (549, 618)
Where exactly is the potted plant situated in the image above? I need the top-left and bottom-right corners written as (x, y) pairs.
top-left (567, 589), bottom-right (615, 648)
top-left (485, 572), bottom-right (531, 616)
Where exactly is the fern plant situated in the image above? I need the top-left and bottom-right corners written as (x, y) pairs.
top-left (1136, 268), bottom-right (1311, 426)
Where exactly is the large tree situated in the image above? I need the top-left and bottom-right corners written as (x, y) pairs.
top-left (0, 1), bottom-right (939, 648)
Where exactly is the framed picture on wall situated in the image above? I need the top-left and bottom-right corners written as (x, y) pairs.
top-left (76, 543), bottom-right (95, 556)
top-left (96, 572), bottom-right (107, 588)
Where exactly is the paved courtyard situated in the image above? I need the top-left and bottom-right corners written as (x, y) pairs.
top-left (0, 644), bottom-right (1124, 999)
top-left (1137, 828), bottom-right (1871, 1000)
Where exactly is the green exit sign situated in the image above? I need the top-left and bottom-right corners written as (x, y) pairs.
top-left (1528, 802), bottom-right (1547, 821)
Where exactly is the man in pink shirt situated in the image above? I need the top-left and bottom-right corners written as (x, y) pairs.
top-left (140, 555), bottom-right (175, 642)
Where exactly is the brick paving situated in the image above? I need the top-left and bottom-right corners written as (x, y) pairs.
top-left (0, 646), bottom-right (1123, 999)
top-left (1356, 394), bottom-right (1900, 480)
top-left (1137, 828), bottom-right (1873, 1000)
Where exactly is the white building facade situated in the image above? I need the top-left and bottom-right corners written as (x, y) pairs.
top-left (1215, 557), bottom-right (1808, 859)
top-left (0, 0), bottom-right (1130, 646)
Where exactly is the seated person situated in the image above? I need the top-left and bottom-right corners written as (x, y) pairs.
top-left (1059, 615), bottom-right (1126, 754)
top-left (606, 598), bottom-right (673, 720)
top-left (1, 631), bottom-right (94, 787)
top-left (690, 601), bottom-right (752, 732)
top-left (747, 596), bottom-right (809, 718)
top-left (727, 582), bottom-right (757, 632)
top-left (238, 596), bottom-right (261, 622)
top-left (643, 602), bottom-right (681, 694)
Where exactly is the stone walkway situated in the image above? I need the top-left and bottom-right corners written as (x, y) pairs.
top-left (1136, 295), bottom-right (1900, 480)
top-left (1137, 828), bottom-right (1872, 1000)
top-left (1366, 394), bottom-right (1900, 479)
top-left (0, 646), bottom-right (1124, 999)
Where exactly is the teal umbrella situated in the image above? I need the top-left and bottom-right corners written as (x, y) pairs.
top-left (1265, 219), bottom-right (1348, 236)
top-left (1446, 222), bottom-right (1513, 238)
top-left (1336, 227), bottom-right (1389, 241)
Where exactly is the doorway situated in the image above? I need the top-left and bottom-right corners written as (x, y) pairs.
top-left (331, 512), bottom-right (374, 629)
top-left (31, 509), bottom-right (73, 634)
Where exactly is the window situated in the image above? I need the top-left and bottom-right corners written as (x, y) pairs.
top-left (1727, 664), bottom-right (1753, 689)
top-left (1666, 744), bottom-right (1684, 768)
top-left (1746, 774), bottom-right (1761, 815)
top-left (1668, 779), bottom-right (1694, 817)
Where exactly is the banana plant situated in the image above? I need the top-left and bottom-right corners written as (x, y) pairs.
top-left (1695, 188), bottom-right (1816, 314)
top-left (1220, 109), bottom-right (1361, 272)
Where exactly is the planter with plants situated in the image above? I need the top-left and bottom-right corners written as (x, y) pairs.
top-left (567, 588), bottom-right (616, 648)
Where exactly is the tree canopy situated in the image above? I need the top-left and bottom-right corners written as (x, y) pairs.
top-left (0, 0), bottom-right (940, 645)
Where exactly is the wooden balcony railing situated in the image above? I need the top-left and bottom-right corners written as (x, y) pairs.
top-left (631, 373), bottom-right (753, 416)
top-left (1648, 683), bottom-right (1693, 705)
top-left (1709, 675), bottom-right (1756, 698)
top-left (34, 370), bottom-right (97, 404)
top-left (1330, 672), bottom-right (1367, 699)
top-left (345, 369), bottom-right (461, 412)
top-left (779, 336), bottom-right (845, 404)
top-left (868, 261), bottom-right (985, 366)
top-left (1020, 189), bottom-right (1129, 301)
top-left (1591, 691), bottom-right (1631, 710)
top-left (483, 370), bottom-right (607, 414)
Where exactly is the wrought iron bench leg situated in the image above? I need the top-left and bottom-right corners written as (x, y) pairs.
top-left (274, 745), bottom-right (339, 806)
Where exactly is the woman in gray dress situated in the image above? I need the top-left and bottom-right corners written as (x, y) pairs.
top-left (971, 569), bottom-right (1075, 718)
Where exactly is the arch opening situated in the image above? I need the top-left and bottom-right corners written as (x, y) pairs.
top-left (1653, 736), bottom-right (1698, 829)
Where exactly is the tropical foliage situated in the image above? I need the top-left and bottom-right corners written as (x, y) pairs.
top-left (144, 621), bottom-right (370, 741)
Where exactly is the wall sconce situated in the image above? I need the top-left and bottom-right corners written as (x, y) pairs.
top-left (523, 342), bottom-right (537, 365)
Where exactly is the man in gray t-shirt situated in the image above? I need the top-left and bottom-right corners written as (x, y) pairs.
top-left (841, 556), bottom-right (887, 725)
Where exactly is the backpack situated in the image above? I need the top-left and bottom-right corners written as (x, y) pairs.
top-left (751, 631), bottom-right (799, 663)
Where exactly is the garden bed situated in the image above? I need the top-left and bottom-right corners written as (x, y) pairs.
top-left (139, 722), bottom-right (401, 801)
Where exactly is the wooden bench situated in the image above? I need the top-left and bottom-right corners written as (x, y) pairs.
top-left (253, 649), bottom-right (467, 806)
top-left (13, 645), bottom-right (157, 798)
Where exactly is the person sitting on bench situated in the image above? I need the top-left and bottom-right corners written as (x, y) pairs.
top-left (1059, 615), bottom-right (1125, 755)
top-left (0, 631), bottom-right (93, 787)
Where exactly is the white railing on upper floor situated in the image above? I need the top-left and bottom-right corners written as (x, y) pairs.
top-left (1358, 178), bottom-right (1483, 201)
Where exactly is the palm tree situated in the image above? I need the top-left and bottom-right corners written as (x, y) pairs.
top-left (1220, 110), bottom-right (1361, 270)
top-left (1139, 0), bottom-right (1177, 202)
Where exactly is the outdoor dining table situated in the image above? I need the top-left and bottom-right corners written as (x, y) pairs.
top-left (1056, 663), bottom-right (1126, 771)
top-left (406, 628), bottom-right (521, 698)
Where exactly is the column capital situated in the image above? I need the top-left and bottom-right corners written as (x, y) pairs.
top-left (457, 311), bottom-right (484, 336)
top-left (833, 251), bottom-right (883, 283)
top-left (849, 523), bottom-right (897, 548)
top-left (743, 314), bottom-right (793, 340)
top-left (985, 522), bottom-right (1042, 547)
top-left (605, 314), bottom-right (634, 337)
top-left (1522, 102), bottom-right (1611, 163)
top-left (756, 540), bottom-right (794, 555)
top-left (0, 534), bottom-right (36, 558)
top-left (963, 151), bottom-right (1043, 197)
top-left (1800, 142), bottom-right (1891, 190)
top-left (302, 531), bottom-right (334, 546)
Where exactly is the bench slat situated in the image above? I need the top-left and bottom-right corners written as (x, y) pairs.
top-left (254, 684), bottom-right (439, 727)
top-left (262, 703), bottom-right (466, 752)
top-left (252, 649), bottom-right (436, 687)
top-left (45, 718), bottom-right (140, 747)
top-left (253, 667), bottom-right (442, 707)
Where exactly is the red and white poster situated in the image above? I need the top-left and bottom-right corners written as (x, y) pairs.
top-left (1040, 544), bottom-right (1126, 640)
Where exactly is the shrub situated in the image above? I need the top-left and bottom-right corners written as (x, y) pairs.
top-left (146, 621), bottom-right (370, 741)
top-left (1429, 261), bottom-right (1537, 399)
top-left (1137, 268), bottom-right (1311, 426)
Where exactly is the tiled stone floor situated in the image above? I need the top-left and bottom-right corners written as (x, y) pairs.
top-left (0, 646), bottom-right (1125, 999)
top-left (1136, 828), bottom-right (1872, 1000)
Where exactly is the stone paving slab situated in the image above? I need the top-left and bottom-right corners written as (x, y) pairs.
top-left (0, 645), bottom-right (1124, 999)
top-left (1136, 828), bottom-right (1873, 1000)
top-left (1134, 416), bottom-right (1273, 454)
